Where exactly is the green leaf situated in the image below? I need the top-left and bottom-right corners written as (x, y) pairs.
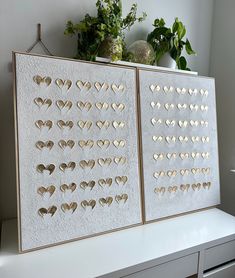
top-left (185, 39), bottom-right (196, 55)
top-left (178, 56), bottom-right (187, 70)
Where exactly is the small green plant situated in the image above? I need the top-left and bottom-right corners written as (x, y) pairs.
top-left (65, 0), bottom-right (146, 61)
top-left (147, 18), bottom-right (196, 70)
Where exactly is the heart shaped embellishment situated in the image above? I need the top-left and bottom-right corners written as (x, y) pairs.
top-left (154, 187), bottom-right (166, 195)
top-left (190, 120), bottom-right (199, 127)
top-left (34, 98), bottom-right (52, 109)
top-left (177, 103), bottom-right (187, 110)
top-left (111, 84), bottom-right (125, 93)
top-left (167, 170), bottom-right (177, 178)
top-left (77, 101), bottom-right (92, 111)
top-left (79, 160), bottom-right (95, 169)
top-left (152, 136), bottom-right (163, 142)
top-left (111, 103), bottom-right (125, 111)
top-left (78, 140), bottom-right (94, 149)
top-left (201, 152), bottom-right (210, 159)
top-left (60, 183), bottom-right (77, 192)
top-left (113, 140), bottom-right (125, 148)
top-left (115, 176), bottom-right (128, 185)
top-left (180, 184), bottom-right (190, 192)
top-left (188, 88), bottom-right (198, 96)
top-left (61, 202), bottom-right (77, 213)
top-left (76, 80), bottom-right (92, 91)
top-left (99, 197), bottom-right (113, 207)
top-left (150, 102), bottom-right (161, 109)
top-left (98, 178), bottom-right (112, 187)
top-left (203, 182), bottom-right (211, 189)
top-left (201, 105), bottom-right (208, 112)
top-left (200, 89), bottom-right (209, 96)
top-left (33, 75), bottom-right (52, 87)
top-left (37, 164), bottom-right (55, 175)
top-left (201, 136), bottom-right (210, 143)
top-left (58, 140), bottom-right (75, 149)
top-left (200, 120), bottom-right (209, 127)
top-left (94, 82), bottom-right (109, 92)
top-left (153, 171), bottom-right (165, 179)
top-left (191, 152), bottom-right (200, 159)
top-left (81, 200), bottom-right (96, 210)
top-left (96, 120), bottom-right (110, 129)
top-left (180, 169), bottom-right (189, 176)
top-left (192, 136), bottom-right (200, 143)
top-left (36, 141), bottom-right (54, 150)
top-left (56, 100), bottom-right (72, 111)
top-left (202, 168), bottom-right (210, 175)
top-left (165, 136), bottom-right (176, 144)
top-left (37, 185), bottom-right (56, 197)
top-left (57, 120), bottom-right (73, 130)
top-left (165, 119), bottom-right (176, 127)
top-left (165, 103), bottom-right (174, 111)
top-left (97, 158), bottom-right (112, 166)
top-left (176, 88), bottom-right (187, 94)
top-left (179, 153), bottom-right (189, 160)
top-left (178, 120), bottom-right (188, 128)
top-left (112, 121), bottom-right (125, 129)
top-left (59, 162), bottom-right (76, 172)
top-left (55, 79), bottom-right (72, 90)
top-left (95, 102), bottom-right (109, 110)
top-left (166, 153), bottom-right (177, 160)
top-left (38, 206), bottom-right (57, 217)
top-left (163, 86), bottom-right (174, 93)
top-left (189, 104), bottom-right (199, 112)
top-left (153, 153), bottom-right (164, 161)
top-left (35, 120), bottom-right (53, 130)
top-left (79, 181), bottom-right (96, 190)
top-left (115, 194), bottom-right (128, 204)
top-left (97, 140), bottom-right (110, 148)
top-left (191, 168), bottom-right (201, 175)
top-left (113, 156), bottom-right (126, 165)
top-left (192, 183), bottom-right (201, 191)
top-left (179, 136), bottom-right (189, 143)
top-left (151, 118), bottom-right (162, 126)
top-left (168, 186), bottom-right (178, 193)
top-left (150, 84), bottom-right (161, 92)
top-left (78, 120), bottom-right (92, 130)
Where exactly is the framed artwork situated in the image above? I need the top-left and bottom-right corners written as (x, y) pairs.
top-left (138, 69), bottom-right (220, 222)
top-left (13, 52), bottom-right (142, 252)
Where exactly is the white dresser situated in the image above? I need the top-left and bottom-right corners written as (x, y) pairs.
top-left (1, 208), bottom-right (235, 278)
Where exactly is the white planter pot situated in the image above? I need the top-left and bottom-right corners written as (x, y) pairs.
top-left (158, 53), bottom-right (177, 69)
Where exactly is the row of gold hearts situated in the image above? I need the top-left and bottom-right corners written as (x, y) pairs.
top-left (149, 85), bottom-right (209, 97)
top-left (151, 118), bottom-right (209, 128)
top-left (152, 135), bottom-right (210, 145)
top-left (150, 102), bottom-right (209, 112)
top-left (35, 120), bottom-right (125, 130)
top-left (153, 152), bottom-right (210, 161)
top-left (37, 176), bottom-right (128, 197)
top-left (38, 194), bottom-right (129, 217)
top-left (33, 76), bottom-right (125, 93)
top-left (36, 157), bottom-right (127, 174)
top-left (36, 139), bottom-right (126, 150)
top-left (153, 167), bottom-right (210, 179)
top-left (34, 98), bottom-right (126, 112)
top-left (154, 182), bottom-right (212, 195)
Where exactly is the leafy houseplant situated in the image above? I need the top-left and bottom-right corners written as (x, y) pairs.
top-left (65, 0), bottom-right (146, 61)
top-left (147, 18), bottom-right (196, 70)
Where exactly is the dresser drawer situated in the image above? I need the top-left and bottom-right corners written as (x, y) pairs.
top-left (203, 261), bottom-right (235, 278)
top-left (204, 240), bottom-right (235, 270)
top-left (123, 253), bottom-right (198, 278)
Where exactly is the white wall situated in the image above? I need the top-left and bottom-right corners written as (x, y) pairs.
top-left (210, 0), bottom-right (235, 216)
top-left (0, 0), bottom-right (214, 222)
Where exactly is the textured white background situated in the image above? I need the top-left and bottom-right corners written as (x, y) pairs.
top-left (15, 53), bottom-right (142, 251)
top-left (139, 70), bottom-right (220, 221)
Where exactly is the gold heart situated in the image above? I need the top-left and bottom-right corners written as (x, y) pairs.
top-left (113, 156), bottom-right (126, 165)
top-left (36, 141), bottom-right (54, 150)
top-left (189, 104), bottom-right (199, 111)
top-left (57, 120), bottom-right (73, 129)
top-left (166, 153), bottom-right (176, 160)
top-left (61, 202), bottom-right (77, 213)
top-left (203, 182), bottom-right (211, 189)
top-left (163, 86), bottom-right (174, 93)
top-left (98, 178), bottom-right (112, 187)
top-left (97, 158), bottom-right (112, 166)
top-left (34, 98), bottom-right (52, 108)
top-left (178, 120), bottom-right (188, 128)
top-left (77, 101), bottom-right (92, 111)
top-left (180, 184), bottom-right (190, 192)
top-left (115, 176), bottom-right (128, 185)
top-left (60, 183), bottom-right (77, 192)
top-left (165, 103), bottom-right (174, 111)
top-left (191, 168), bottom-right (200, 175)
top-left (153, 171), bottom-right (165, 179)
top-left (179, 153), bottom-right (189, 160)
top-left (165, 136), bottom-right (176, 144)
top-left (179, 136), bottom-right (188, 143)
top-left (37, 164), bottom-right (55, 175)
top-left (150, 102), bottom-right (161, 109)
top-left (201, 120), bottom-right (208, 127)
top-left (177, 103), bottom-right (187, 110)
top-left (180, 169), bottom-right (189, 176)
top-left (94, 82), bottom-right (109, 91)
top-left (190, 120), bottom-right (199, 127)
top-left (111, 103), bottom-right (125, 111)
top-left (78, 120), bottom-right (92, 130)
top-left (152, 136), bottom-right (163, 142)
top-left (202, 136), bottom-right (210, 143)
top-left (38, 206), bottom-right (57, 217)
top-left (115, 194), bottom-right (128, 204)
top-left (111, 84), bottom-right (125, 93)
top-left (202, 168), bottom-right (210, 175)
top-left (151, 118), bottom-right (162, 126)
top-left (55, 79), bottom-right (72, 90)
top-left (76, 80), bottom-right (92, 90)
top-left (81, 200), bottom-right (96, 209)
top-left (37, 185), bottom-right (55, 197)
top-left (80, 181), bottom-right (96, 190)
top-left (167, 170), bottom-right (177, 177)
top-left (79, 160), bottom-right (95, 169)
top-left (113, 140), bottom-right (125, 148)
top-left (78, 140), bottom-right (94, 149)
top-left (97, 140), bottom-right (110, 148)
top-left (192, 183), bottom-right (201, 191)
top-left (192, 136), bottom-right (200, 143)
top-left (33, 75), bottom-right (52, 86)
top-left (59, 162), bottom-right (76, 172)
top-left (96, 121), bottom-right (110, 129)
top-left (58, 140), bottom-right (75, 149)
top-left (150, 84), bottom-right (161, 92)
top-left (188, 88), bottom-right (198, 96)
top-left (99, 197), bottom-right (113, 206)
top-left (153, 153), bottom-right (164, 160)
top-left (202, 152), bottom-right (210, 159)
top-left (201, 105), bottom-right (208, 112)
top-left (154, 187), bottom-right (166, 194)
top-left (35, 120), bottom-right (53, 130)
top-left (168, 186), bottom-right (178, 193)
top-left (191, 152), bottom-right (200, 159)
top-left (95, 102), bottom-right (109, 110)
top-left (165, 119), bottom-right (176, 127)
top-left (56, 100), bottom-right (72, 111)
top-left (176, 88), bottom-right (187, 94)
top-left (112, 121), bottom-right (125, 129)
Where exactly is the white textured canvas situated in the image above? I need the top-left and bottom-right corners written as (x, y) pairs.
top-left (14, 53), bottom-right (142, 252)
top-left (139, 69), bottom-right (220, 222)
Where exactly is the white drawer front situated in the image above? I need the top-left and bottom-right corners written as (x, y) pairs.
top-left (203, 261), bottom-right (235, 278)
top-left (124, 253), bottom-right (198, 278)
top-left (204, 240), bottom-right (235, 270)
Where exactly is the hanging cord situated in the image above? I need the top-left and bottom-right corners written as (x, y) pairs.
top-left (26, 23), bottom-right (53, 56)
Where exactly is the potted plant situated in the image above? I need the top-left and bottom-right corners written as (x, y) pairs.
top-left (147, 18), bottom-right (196, 70)
top-left (65, 0), bottom-right (146, 62)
